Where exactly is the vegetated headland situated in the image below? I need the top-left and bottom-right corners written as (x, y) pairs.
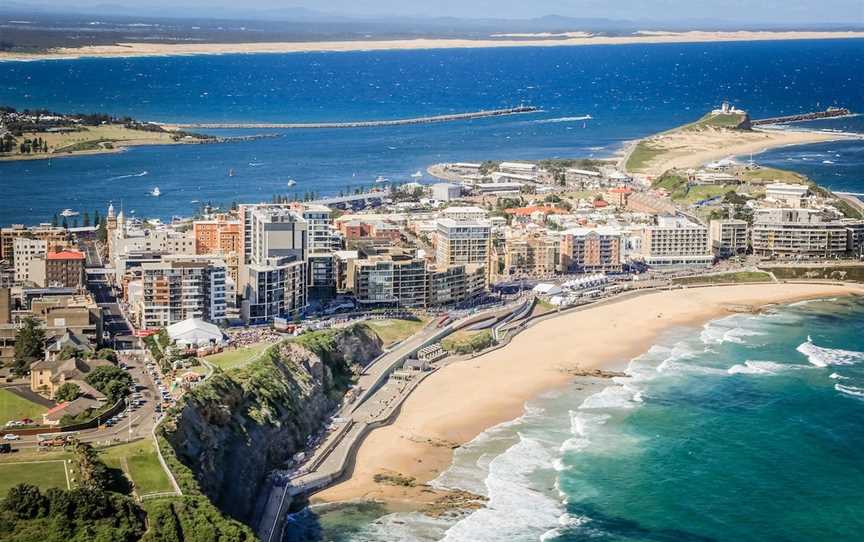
top-left (620, 107), bottom-right (860, 177)
top-left (0, 106), bottom-right (213, 162)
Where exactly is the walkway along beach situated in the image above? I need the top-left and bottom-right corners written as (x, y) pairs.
top-left (313, 282), bottom-right (864, 507)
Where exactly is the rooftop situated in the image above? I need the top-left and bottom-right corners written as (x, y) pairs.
top-left (46, 250), bottom-right (85, 261)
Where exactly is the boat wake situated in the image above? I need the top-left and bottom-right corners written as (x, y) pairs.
top-left (534, 115), bottom-right (593, 124)
top-left (108, 170), bottom-right (148, 181)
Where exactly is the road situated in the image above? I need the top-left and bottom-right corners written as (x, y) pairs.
top-left (81, 239), bottom-right (137, 349)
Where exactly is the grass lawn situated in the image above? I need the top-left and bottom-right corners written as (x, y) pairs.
top-left (442, 329), bottom-right (494, 354)
top-left (205, 342), bottom-right (272, 371)
top-left (0, 460), bottom-right (69, 496)
top-left (673, 271), bottom-right (773, 285)
top-left (625, 141), bottom-right (664, 173)
top-left (0, 389), bottom-right (48, 425)
top-left (365, 318), bottom-right (429, 347)
top-left (740, 167), bottom-right (809, 185)
top-left (100, 439), bottom-right (174, 496)
top-left (676, 185), bottom-right (730, 205)
top-left (532, 299), bottom-right (556, 317)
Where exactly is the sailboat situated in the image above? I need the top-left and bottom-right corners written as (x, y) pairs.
top-left (287, 179), bottom-right (297, 187)
top-left (151, 187), bottom-right (161, 197)
top-left (411, 171), bottom-right (423, 178)
top-left (228, 168), bottom-right (236, 177)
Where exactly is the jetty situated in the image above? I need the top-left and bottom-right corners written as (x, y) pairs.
top-left (751, 107), bottom-right (852, 126)
top-left (170, 106), bottom-right (540, 130)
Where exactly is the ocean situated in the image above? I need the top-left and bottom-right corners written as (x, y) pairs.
top-left (298, 297), bottom-right (864, 542)
top-left (2, 39), bottom-right (864, 542)
top-left (1, 38), bottom-right (863, 225)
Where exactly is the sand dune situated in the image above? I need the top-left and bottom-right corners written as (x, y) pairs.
top-left (2, 31), bottom-right (863, 62)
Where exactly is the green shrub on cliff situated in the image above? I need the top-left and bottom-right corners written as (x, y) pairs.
top-left (0, 484), bottom-right (145, 542)
top-left (142, 496), bottom-right (255, 542)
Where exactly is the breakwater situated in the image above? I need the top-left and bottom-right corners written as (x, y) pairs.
top-left (751, 107), bottom-right (853, 126)
top-left (170, 106), bottom-right (540, 130)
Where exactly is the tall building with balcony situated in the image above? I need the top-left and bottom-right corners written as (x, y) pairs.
top-left (347, 248), bottom-right (428, 308)
top-left (751, 208), bottom-right (863, 259)
top-left (640, 216), bottom-right (713, 268)
top-left (139, 257), bottom-right (227, 329)
top-left (241, 207), bottom-right (308, 324)
top-left (709, 219), bottom-right (749, 257)
top-left (1, 223), bottom-right (68, 267)
top-left (192, 217), bottom-right (241, 290)
top-left (13, 237), bottom-right (47, 283)
top-left (435, 219), bottom-right (491, 273)
top-left (560, 227), bottom-right (623, 273)
top-left (503, 232), bottom-right (561, 277)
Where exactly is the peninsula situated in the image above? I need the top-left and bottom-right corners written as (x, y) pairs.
top-left (2, 30), bottom-right (864, 62)
top-left (0, 106), bottom-right (212, 162)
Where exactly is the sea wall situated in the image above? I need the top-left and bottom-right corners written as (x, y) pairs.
top-left (158, 324), bottom-right (383, 524)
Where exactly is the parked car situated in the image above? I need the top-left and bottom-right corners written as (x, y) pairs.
top-left (3, 434), bottom-right (20, 441)
top-left (0, 443), bottom-right (11, 453)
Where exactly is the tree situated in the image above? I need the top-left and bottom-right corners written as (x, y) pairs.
top-left (84, 365), bottom-right (132, 402)
top-left (54, 383), bottom-right (81, 402)
top-left (2, 484), bottom-right (47, 519)
top-left (12, 317), bottom-right (45, 376)
top-left (72, 443), bottom-right (112, 491)
top-left (96, 219), bottom-right (107, 243)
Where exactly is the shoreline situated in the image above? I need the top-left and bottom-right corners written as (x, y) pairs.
top-left (621, 126), bottom-right (859, 176)
top-left (2, 31), bottom-right (863, 63)
top-left (312, 283), bottom-right (863, 509)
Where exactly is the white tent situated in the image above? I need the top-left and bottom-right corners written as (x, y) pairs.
top-left (533, 283), bottom-right (563, 296)
top-left (166, 318), bottom-right (225, 347)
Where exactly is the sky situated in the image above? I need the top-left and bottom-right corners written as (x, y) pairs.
top-left (20, 0), bottom-right (864, 24)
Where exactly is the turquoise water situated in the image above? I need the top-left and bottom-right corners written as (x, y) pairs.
top-left (308, 297), bottom-right (864, 541)
top-left (1, 39), bottom-right (863, 224)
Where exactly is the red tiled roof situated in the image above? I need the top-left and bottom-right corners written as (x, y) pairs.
top-left (47, 250), bottom-right (85, 260)
top-left (593, 200), bottom-right (609, 208)
top-left (505, 206), bottom-right (567, 216)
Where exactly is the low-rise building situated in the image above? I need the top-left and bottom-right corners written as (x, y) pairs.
top-left (440, 206), bottom-right (489, 222)
top-left (431, 183), bottom-right (461, 201)
top-left (29, 249), bottom-right (86, 289)
top-left (765, 183), bottom-right (810, 208)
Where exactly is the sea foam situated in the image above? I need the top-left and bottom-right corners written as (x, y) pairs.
top-left (797, 338), bottom-right (864, 367)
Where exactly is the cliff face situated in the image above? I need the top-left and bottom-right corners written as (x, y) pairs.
top-left (160, 324), bottom-right (383, 523)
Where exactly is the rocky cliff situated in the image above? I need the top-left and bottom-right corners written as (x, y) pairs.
top-left (158, 324), bottom-right (383, 524)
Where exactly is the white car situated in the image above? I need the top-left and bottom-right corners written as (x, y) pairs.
top-left (2, 434), bottom-right (19, 441)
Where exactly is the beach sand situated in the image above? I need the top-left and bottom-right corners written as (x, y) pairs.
top-left (313, 283), bottom-right (863, 507)
top-left (2, 31), bottom-right (863, 62)
top-left (625, 127), bottom-right (858, 177)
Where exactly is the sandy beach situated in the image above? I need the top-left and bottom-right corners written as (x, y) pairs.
top-left (2, 31), bottom-right (863, 62)
top-left (624, 127), bottom-right (859, 176)
top-left (314, 283), bottom-right (863, 507)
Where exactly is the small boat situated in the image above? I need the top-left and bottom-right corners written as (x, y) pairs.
top-left (287, 179), bottom-right (297, 187)
top-left (151, 187), bottom-right (161, 197)
top-left (228, 168), bottom-right (236, 177)
top-left (60, 209), bottom-right (79, 217)
top-left (411, 171), bottom-right (423, 178)
top-left (375, 176), bottom-right (389, 184)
